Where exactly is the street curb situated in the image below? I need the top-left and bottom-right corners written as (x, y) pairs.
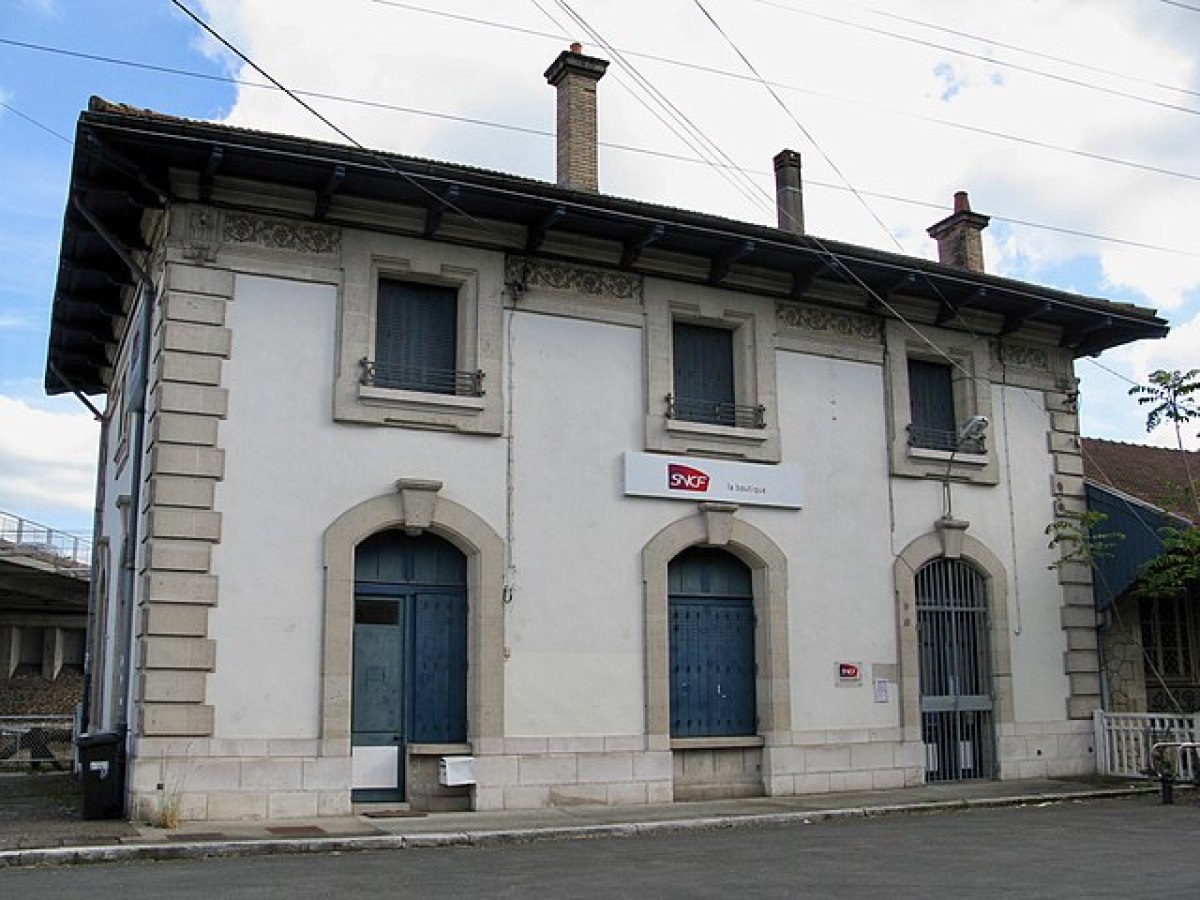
top-left (0, 785), bottom-right (1157, 870)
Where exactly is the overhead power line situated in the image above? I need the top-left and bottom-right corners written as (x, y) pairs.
top-left (4, 36), bottom-right (1199, 261)
top-left (6, 31), bottom-right (1200, 191)
top-left (746, 0), bottom-right (1200, 118)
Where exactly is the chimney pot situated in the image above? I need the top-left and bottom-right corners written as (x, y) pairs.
top-left (928, 191), bottom-right (990, 273)
top-left (772, 149), bottom-right (805, 236)
top-left (545, 47), bottom-right (609, 192)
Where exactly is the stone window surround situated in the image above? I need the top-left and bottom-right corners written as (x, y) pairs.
top-left (893, 531), bottom-right (1014, 753)
top-left (644, 281), bottom-right (781, 463)
top-left (641, 503), bottom-right (792, 761)
top-left (885, 320), bottom-right (998, 484)
top-left (334, 234), bottom-right (504, 434)
top-left (320, 481), bottom-right (506, 778)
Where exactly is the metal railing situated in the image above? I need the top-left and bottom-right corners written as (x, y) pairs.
top-left (360, 358), bottom-right (485, 397)
top-left (1093, 710), bottom-right (1200, 782)
top-left (0, 716), bottom-right (74, 771)
top-left (666, 395), bottom-right (766, 429)
top-left (0, 510), bottom-right (91, 577)
top-left (908, 424), bottom-right (985, 454)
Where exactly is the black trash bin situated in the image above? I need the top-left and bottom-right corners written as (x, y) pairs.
top-left (77, 732), bottom-right (125, 820)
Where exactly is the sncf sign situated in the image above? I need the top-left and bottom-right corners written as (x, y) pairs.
top-left (667, 463), bottom-right (711, 493)
top-left (623, 452), bottom-right (803, 510)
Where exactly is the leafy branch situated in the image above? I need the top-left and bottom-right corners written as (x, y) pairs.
top-left (1045, 510), bottom-right (1123, 570)
top-left (1132, 527), bottom-right (1200, 599)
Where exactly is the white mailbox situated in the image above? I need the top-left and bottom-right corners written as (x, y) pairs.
top-left (439, 755), bottom-right (477, 786)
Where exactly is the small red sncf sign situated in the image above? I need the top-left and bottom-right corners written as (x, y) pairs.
top-left (667, 463), bottom-right (711, 493)
top-left (838, 662), bottom-right (861, 681)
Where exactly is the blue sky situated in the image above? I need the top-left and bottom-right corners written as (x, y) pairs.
top-left (2, 0), bottom-right (1199, 537)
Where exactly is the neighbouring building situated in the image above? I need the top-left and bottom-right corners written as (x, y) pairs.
top-left (1083, 438), bottom-right (1200, 714)
top-left (0, 511), bottom-right (88, 717)
top-left (45, 47), bottom-right (1169, 822)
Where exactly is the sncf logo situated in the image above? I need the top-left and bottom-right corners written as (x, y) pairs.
top-left (668, 463), bottom-right (711, 493)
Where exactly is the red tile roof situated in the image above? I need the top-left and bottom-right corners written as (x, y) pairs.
top-left (1081, 437), bottom-right (1200, 525)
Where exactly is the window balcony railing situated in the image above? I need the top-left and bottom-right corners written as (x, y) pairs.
top-left (360, 359), bottom-right (485, 397)
top-left (666, 394), bottom-right (766, 429)
top-left (908, 424), bottom-right (985, 454)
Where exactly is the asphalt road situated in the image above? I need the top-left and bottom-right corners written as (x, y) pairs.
top-left (4, 796), bottom-right (1199, 898)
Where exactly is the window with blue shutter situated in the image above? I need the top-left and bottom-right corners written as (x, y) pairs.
top-left (668, 548), bottom-right (756, 738)
top-left (672, 322), bottom-right (737, 426)
top-left (373, 279), bottom-right (460, 394)
top-left (908, 359), bottom-right (957, 451)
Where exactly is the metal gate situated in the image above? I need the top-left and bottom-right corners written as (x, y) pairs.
top-left (916, 558), bottom-right (996, 782)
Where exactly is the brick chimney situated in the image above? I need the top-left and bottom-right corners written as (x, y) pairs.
top-left (544, 43), bottom-right (609, 192)
top-left (927, 191), bottom-right (989, 273)
top-left (773, 149), bottom-right (805, 235)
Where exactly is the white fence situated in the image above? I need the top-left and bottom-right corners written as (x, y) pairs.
top-left (1094, 710), bottom-right (1200, 781)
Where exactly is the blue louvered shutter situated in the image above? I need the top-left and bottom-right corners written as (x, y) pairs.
top-left (673, 323), bottom-right (735, 426)
top-left (410, 591), bottom-right (467, 742)
top-left (908, 359), bottom-right (956, 451)
top-left (376, 279), bottom-right (458, 393)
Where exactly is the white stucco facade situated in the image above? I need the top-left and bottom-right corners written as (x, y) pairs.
top-left (74, 203), bottom-right (1109, 822)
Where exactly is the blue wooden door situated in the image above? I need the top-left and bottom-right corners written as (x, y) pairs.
top-left (668, 549), bottom-right (756, 737)
top-left (352, 596), bottom-right (407, 800)
top-left (352, 532), bottom-right (467, 802)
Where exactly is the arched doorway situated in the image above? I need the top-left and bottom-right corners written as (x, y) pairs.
top-left (668, 548), bottom-right (756, 738)
top-left (351, 530), bottom-right (467, 801)
top-left (915, 557), bottom-right (997, 782)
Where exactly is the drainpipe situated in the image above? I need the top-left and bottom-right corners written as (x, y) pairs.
top-left (71, 194), bottom-right (157, 759)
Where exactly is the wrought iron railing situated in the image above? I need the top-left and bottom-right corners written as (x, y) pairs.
top-left (360, 359), bottom-right (485, 397)
top-left (0, 716), bottom-right (74, 771)
top-left (1093, 710), bottom-right (1200, 782)
top-left (666, 395), bottom-right (766, 429)
top-left (0, 510), bottom-right (91, 577)
top-left (908, 424), bottom-right (985, 454)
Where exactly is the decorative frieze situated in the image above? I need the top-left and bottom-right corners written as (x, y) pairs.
top-left (224, 212), bottom-right (342, 256)
top-left (989, 339), bottom-right (1050, 371)
top-left (776, 302), bottom-right (881, 343)
top-left (505, 255), bottom-right (643, 302)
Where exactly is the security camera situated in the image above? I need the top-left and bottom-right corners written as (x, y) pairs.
top-left (957, 415), bottom-right (989, 442)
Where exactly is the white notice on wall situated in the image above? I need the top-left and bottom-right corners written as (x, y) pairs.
top-left (874, 679), bottom-right (889, 703)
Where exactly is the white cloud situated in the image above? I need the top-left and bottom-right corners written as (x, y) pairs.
top-left (0, 394), bottom-right (98, 522)
top-left (55, 0), bottom-right (1200, 454)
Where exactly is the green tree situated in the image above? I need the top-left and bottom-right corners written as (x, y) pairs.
top-left (1133, 527), bottom-right (1200, 600)
top-left (1128, 368), bottom-right (1200, 518)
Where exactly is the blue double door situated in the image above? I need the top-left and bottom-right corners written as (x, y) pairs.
top-left (669, 548), bottom-right (757, 738)
top-left (352, 532), bottom-right (467, 802)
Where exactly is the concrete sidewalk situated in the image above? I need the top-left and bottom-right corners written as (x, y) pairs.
top-left (0, 773), bottom-right (1161, 869)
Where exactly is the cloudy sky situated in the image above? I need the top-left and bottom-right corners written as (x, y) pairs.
top-left (2, 0), bottom-right (1199, 537)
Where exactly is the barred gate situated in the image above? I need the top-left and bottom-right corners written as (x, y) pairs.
top-left (916, 558), bottom-right (997, 782)
top-left (1093, 710), bottom-right (1200, 781)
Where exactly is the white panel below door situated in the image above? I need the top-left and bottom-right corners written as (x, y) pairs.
top-left (352, 745), bottom-right (399, 789)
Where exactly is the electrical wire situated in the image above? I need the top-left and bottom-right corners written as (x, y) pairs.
top-left (347, 4), bottom-right (1200, 187)
top-left (745, 0), bottom-right (1200, 118)
top-left (841, 0), bottom-right (1200, 104)
top-left (167, 0), bottom-right (504, 244)
top-left (7, 32), bottom-right (1200, 195)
